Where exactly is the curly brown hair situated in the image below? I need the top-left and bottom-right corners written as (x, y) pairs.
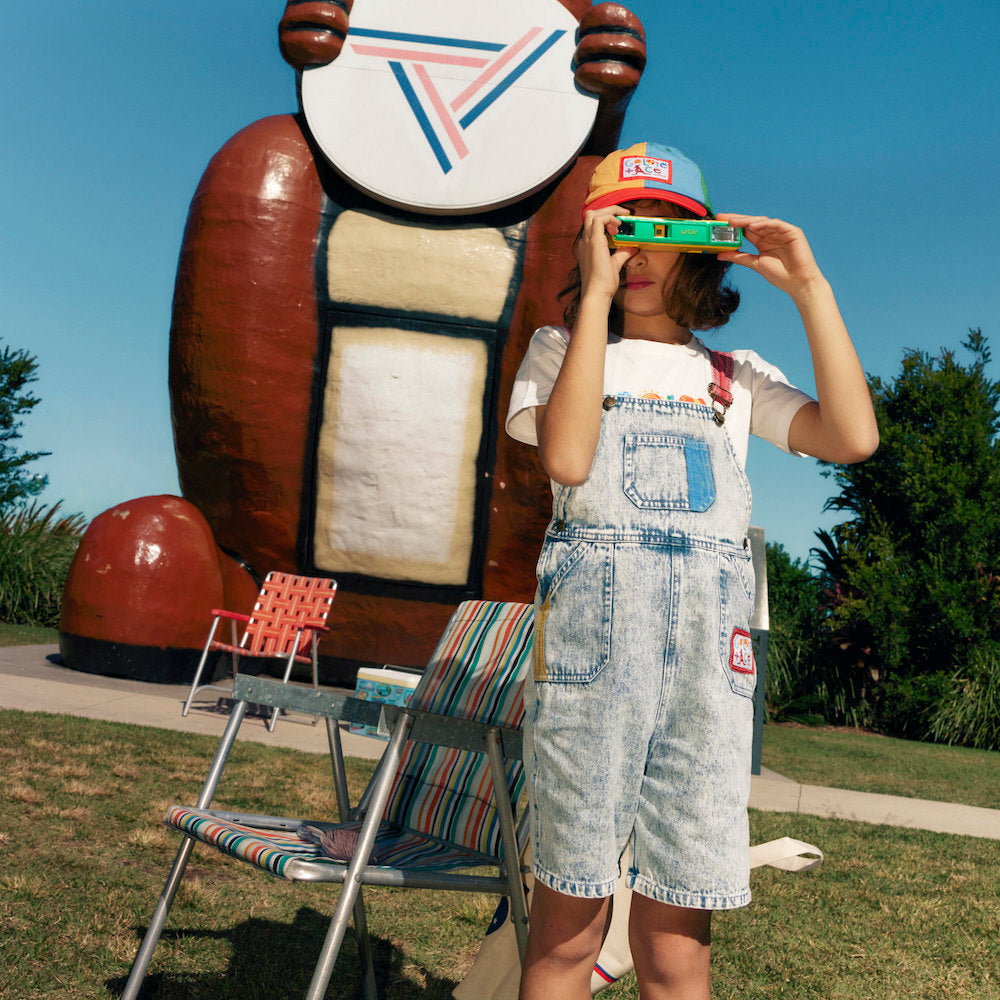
top-left (558, 206), bottom-right (740, 332)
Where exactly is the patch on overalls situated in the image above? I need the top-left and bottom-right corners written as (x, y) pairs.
top-left (729, 628), bottom-right (755, 674)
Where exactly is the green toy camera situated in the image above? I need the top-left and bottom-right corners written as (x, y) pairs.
top-left (609, 216), bottom-right (743, 254)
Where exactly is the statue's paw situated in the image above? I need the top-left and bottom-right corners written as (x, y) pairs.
top-left (58, 496), bottom-right (259, 683)
top-left (279, 0), bottom-right (353, 69)
top-left (574, 2), bottom-right (647, 96)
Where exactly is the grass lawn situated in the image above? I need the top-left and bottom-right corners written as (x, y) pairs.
top-left (762, 723), bottom-right (1000, 810)
top-left (0, 623), bottom-right (58, 647)
top-left (2, 709), bottom-right (999, 999)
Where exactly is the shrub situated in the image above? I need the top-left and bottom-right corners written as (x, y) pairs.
top-left (930, 645), bottom-right (1000, 751)
top-left (820, 331), bottom-right (1000, 703)
top-left (763, 541), bottom-right (831, 723)
top-left (875, 671), bottom-right (951, 741)
top-left (0, 502), bottom-right (85, 627)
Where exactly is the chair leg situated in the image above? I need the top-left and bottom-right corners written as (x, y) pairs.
top-left (120, 835), bottom-right (197, 999)
top-left (311, 632), bottom-right (320, 690)
top-left (182, 617), bottom-right (222, 716)
top-left (324, 713), bottom-right (377, 997)
top-left (268, 631), bottom-right (305, 732)
top-left (304, 711), bottom-right (415, 1000)
top-left (327, 717), bottom-right (352, 825)
top-left (486, 728), bottom-right (529, 964)
top-left (121, 700), bottom-right (250, 997)
top-left (309, 633), bottom-right (320, 725)
top-left (352, 890), bottom-right (379, 1000)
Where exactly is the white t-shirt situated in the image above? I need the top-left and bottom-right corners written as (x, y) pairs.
top-left (505, 325), bottom-right (814, 468)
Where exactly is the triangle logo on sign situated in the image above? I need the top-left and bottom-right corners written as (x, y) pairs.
top-left (347, 26), bottom-right (566, 174)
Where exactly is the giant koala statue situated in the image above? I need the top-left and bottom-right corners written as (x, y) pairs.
top-left (60, 0), bottom-right (646, 681)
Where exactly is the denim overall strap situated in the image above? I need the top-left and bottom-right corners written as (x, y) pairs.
top-left (706, 349), bottom-right (734, 426)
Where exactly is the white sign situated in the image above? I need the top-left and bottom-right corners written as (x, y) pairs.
top-left (302, 0), bottom-right (597, 214)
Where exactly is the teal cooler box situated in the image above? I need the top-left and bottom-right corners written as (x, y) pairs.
top-left (350, 665), bottom-right (422, 739)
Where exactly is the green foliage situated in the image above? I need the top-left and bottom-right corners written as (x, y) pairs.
top-left (0, 501), bottom-right (85, 627)
top-left (875, 672), bottom-right (952, 742)
top-left (818, 329), bottom-right (1000, 739)
top-left (930, 643), bottom-right (1000, 751)
top-left (762, 541), bottom-right (827, 722)
top-left (0, 339), bottom-right (49, 508)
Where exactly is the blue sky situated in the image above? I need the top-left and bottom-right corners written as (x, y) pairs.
top-left (5, 0), bottom-right (999, 564)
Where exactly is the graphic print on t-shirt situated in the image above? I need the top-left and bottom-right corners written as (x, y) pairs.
top-left (612, 389), bottom-right (710, 406)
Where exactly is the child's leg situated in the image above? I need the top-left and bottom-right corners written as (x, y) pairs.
top-left (628, 893), bottom-right (712, 1000)
top-left (518, 883), bottom-right (611, 1000)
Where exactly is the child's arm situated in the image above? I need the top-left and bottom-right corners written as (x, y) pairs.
top-left (536, 207), bottom-right (635, 485)
top-left (717, 214), bottom-right (879, 464)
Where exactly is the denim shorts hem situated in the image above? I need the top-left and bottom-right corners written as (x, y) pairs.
top-left (627, 873), bottom-right (752, 911)
top-left (532, 862), bottom-right (618, 900)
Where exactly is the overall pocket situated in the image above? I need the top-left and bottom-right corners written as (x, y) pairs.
top-left (718, 548), bottom-right (757, 698)
top-left (622, 433), bottom-right (716, 511)
top-left (534, 539), bottom-right (613, 683)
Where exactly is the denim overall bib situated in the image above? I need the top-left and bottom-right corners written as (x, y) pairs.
top-left (526, 352), bottom-right (757, 909)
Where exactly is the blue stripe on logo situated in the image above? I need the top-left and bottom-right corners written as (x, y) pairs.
top-left (389, 61), bottom-right (452, 174)
top-left (352, 28), bottom-right (504, 51)
top-left (458, 29), bottom-right (566, 129)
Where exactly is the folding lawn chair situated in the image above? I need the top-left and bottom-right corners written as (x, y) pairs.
top-left (122, 599), bottom-right (534, 1000)
top-left (182, 571), bottom-right (338, 731)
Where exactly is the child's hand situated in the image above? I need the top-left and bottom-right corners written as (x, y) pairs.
top-left (577, 205), bottom-right (637, 306)
top-left (716, 214), bottom-right (825, 299)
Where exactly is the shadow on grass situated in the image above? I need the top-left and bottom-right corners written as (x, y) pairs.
top-left (107, 906), bottom-right (462, 1000)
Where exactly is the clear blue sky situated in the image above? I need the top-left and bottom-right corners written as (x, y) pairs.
top-left (5, 0), bottom-right (998, 564)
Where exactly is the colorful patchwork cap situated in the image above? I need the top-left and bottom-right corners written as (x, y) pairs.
top-left (583, 141), bottom-right (713, 218)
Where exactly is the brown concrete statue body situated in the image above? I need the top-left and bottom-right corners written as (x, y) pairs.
top-left (60, 0), bottom-right (646, 681)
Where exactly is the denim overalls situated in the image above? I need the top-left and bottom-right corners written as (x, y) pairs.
top-left (526, 351), bottom-right (757, 910)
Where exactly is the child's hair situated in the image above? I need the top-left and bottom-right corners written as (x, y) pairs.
top-left (558, 206), bottom-right (740, 332)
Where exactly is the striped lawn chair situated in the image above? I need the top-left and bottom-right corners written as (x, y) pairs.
top-left (182, 571), bottom-right (338, 731)
top-left (122, 599), bottom-right (534, 1000)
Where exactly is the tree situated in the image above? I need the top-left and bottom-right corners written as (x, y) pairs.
top-left (818, 329), bottom-right (1000, 735)
top-left (0, 340), bottom-right (50, 508)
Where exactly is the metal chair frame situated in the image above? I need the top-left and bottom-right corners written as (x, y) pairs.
top-left (123, 603), bottom-right (532, 1000)
top-left (182, 571), bottom-right (337, 731)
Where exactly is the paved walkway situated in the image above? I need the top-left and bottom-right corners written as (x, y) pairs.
top-left (3, 644), bottom-right (999, 840)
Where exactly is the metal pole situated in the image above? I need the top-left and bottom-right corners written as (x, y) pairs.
top-left (486, 729), bottom-right (529, 962)
top-left (121, 700), bottom-right (249, 997)
top-left (305, 711), bottom-right (415, 999)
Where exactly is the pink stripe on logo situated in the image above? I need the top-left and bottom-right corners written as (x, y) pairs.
top-left (413, 63), bottom-right (470, 160)
top-left (350, 43), bottom-right (490, 68)
top-left (450, 26), bottom-right (543, 111)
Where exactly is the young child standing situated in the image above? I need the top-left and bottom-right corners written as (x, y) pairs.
top-left (505, 142), bottom-right (878, 1000)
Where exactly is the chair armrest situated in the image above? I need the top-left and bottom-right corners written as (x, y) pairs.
top-left (232, 675), bottom-right (382, 730)
top-left (211, 609), bottom-right (252, 624)
top-left (380, 705), bottom-right (524, 761)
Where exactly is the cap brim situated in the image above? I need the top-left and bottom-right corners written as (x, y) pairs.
top-left (582, 190), bottom-right (709, 219)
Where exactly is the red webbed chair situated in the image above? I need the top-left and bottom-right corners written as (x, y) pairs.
top-left (182, 571), bottom-right (337, 731)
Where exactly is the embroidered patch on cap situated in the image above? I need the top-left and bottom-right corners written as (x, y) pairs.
top-left (730, 628), bottom-right (755, 674)
top-left (619, 155), bottom-right (672, 184)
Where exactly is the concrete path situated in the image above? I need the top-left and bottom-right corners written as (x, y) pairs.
top-left (3, 644), bottom-right (998, 841)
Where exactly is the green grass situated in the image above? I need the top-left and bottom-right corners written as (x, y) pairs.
top-left (0, 622), bottom-right (58, 646)
top-left (762, 723), bottom-right (1000, 809)
top-left (2, 710), bottom-right (999, 1000)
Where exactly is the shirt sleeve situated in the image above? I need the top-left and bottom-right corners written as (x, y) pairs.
top-left (737, 350), bottom-right (815, 454)
top-left (505, 325), bottom-right (570, 446)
